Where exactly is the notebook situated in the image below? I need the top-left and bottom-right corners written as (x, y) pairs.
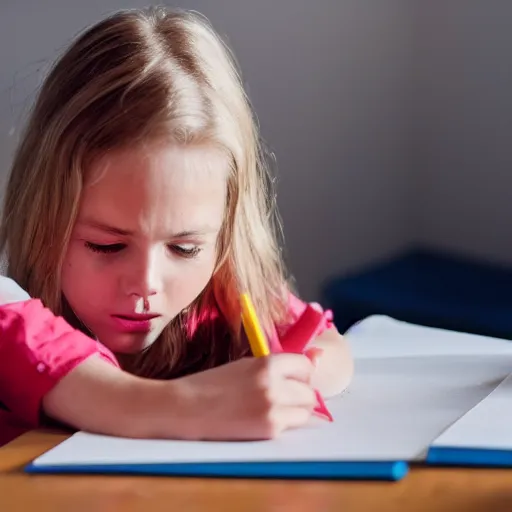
top-left (25, 316), bottom-right (512, 481)
top-left (428, 372), bottom-right (512, 467)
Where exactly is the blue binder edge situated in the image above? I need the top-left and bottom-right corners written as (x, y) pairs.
top-left (25, 460), bottom-right (409, 481)
top-left (427, 446), bottom-right (512, 467)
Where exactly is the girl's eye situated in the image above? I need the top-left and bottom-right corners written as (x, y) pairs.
top-left (85, 242), bottom-right (125, 254)
top-left (169, 244), bottom-right (201, 258)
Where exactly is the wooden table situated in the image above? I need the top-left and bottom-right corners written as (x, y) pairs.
top-left (1, 431), bottom-right (512, 511)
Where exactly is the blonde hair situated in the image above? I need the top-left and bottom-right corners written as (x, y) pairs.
top-left (0, 7), bottom-right (293, 378)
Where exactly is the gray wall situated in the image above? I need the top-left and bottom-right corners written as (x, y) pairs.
top-left (0, 1), bottom-right (413, 301)
top-left (0, 0), bottom-right (154, 188)
top-left (413, 1), bottom-right (512, 266)
top-left (182, 0), bottom-right (414, 299)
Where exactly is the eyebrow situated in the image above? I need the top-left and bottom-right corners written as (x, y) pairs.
top-left (77, 220), bottom-right (218, 238)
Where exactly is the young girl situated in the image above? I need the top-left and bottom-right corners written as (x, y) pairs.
top-left (0, 7), bottom-right (353, 446)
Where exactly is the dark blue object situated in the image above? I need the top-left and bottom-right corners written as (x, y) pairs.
top-left (25, 460), bottom-right (409, 481)
top-left (322, 249), bottom-right (512, 339)
top-left (427, 446), bottom-right (512, 468)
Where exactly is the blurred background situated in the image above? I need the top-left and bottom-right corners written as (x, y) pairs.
top-left (1, 1), bottom-right (512, 335)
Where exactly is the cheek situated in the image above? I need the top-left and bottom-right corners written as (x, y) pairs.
top-left (61, 243), bottom-right (111, 310)
top-left (166, 251), bottom-right (217, 304)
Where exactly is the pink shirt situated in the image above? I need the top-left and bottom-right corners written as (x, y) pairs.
top-left (0, 278), bottom-right (333, 447)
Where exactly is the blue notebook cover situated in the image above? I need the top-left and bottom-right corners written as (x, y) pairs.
top-left (424, 373), bottom-right (512, 468)
top-left (427, 447), bottom-right (512, 468)
top-left (25, 459), bottom-right (409, 481)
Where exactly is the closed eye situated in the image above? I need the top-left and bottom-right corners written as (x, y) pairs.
top-left (85, 242), bottom-right (125, 254)
top-left (168, 244), bottom-right (201, 258)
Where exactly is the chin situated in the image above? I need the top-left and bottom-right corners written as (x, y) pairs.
top-left (100, 331), bottom-right (162, 355)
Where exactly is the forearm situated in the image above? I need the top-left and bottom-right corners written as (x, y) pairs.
top-left (0, 295), bottom-right (192, 440)
top-left (42, 355), bottom-right (188, 439)
top-left (309, 327), bottom-right (354, 398)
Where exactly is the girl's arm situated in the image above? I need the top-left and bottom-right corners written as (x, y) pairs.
top-left (0, 297), bottom-right (172, 438)
top-left (43, 352), bottom-right (317, 441)
top-left (0, 296), bottom-right (195, 439)
top-left (0, 297), bottom-right (318, 441)
top-left (42, 355), bottom-right (188, 439)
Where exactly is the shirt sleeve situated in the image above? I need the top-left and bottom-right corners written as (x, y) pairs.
top-left (271, 292), bottom-right (335, 353)
top-left (0, 298), bottom-right (119, 427)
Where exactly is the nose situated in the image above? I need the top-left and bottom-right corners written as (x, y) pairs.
top-left (120, 248), bottom-right (163, 302)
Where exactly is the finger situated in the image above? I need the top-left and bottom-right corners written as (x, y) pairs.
top-left (274, 379), bottom-right (317, 408)
top-left (270, 353), bottom-right (314, 383)
top-left (277, 406), bottom-right (313, 432)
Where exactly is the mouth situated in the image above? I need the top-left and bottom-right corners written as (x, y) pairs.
top-left (111, 313), bottom-right (161, 333)
top-left (112, 313), bottom-right (161, 321)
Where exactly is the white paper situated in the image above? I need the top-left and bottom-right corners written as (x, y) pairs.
top-left (432, 372), bottom-right (512, 451)
top-left (346, 315), bottom-right (512, 359)
top-left (31, 316), bottom-right (512, 468)
top-left (32, 349), bottom-right (512, 467)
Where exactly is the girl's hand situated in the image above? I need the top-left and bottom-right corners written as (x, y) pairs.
top-left (42, 352), bottom-right (317, 442)
top-left (173, 354), bottom-right (317, 441)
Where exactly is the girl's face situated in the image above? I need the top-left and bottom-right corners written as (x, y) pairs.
top-left (61, 143), bottom-right (228, 354)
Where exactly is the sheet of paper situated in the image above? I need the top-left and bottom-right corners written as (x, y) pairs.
top-left (346, 315), bottom-right (512, 359)
top-left (432, 372), bottom-right (512, 450)
top-left (31, 353), bottom-right (512, 468)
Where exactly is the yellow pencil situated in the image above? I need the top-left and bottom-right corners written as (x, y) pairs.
top-left (240, 293), bottom-right (270, 357)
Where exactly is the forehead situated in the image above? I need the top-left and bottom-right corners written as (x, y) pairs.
top-left (79, 143), bottom-right (229, 234)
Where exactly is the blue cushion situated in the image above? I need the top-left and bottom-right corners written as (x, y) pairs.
top-left (322, 249), bottom-right (512, 339)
